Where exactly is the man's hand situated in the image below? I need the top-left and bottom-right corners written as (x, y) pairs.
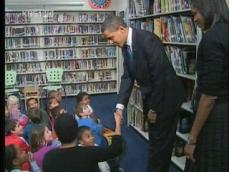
top-left (147, 110), bottom-right (157, 124)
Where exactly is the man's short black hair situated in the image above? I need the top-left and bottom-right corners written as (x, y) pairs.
top-left (101, 15), bottom-right (127, 33)
top-left (54, 115), bottom-right (78, 144)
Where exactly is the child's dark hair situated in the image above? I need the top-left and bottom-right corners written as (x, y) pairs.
top-left (76, 92), bottom-right (90, 103)
top-left (27, 108), bottom-right (42, 124)
top-left (5, 144), bottom-right (17, 171)
top-left (77, 126), bottom-right (91, 141)
top-left (5, 119), bottom-right (17, 136)
top-left (50, 105), bottom-right (67, 119)
top-left (48, 90), bottom-right (61, 101)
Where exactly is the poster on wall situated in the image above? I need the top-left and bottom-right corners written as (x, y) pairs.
top-left (88, 0), bottom-right (112, 9)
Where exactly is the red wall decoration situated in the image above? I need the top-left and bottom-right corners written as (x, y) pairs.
top-left (89, 0), bottom-right (112, 9)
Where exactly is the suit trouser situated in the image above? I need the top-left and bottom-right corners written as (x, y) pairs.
top-left (147, 114), bottom-right (178, 172)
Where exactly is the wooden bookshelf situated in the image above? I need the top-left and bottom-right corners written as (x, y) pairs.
top-left (130, 124), bottom-right (149, 140)
top-left (129, 8), bottom-right (192, 20)
top-left (171, 155), bottom-right (186, 171)
top-left (181, 101), bottom-right (193, 113)
top-left (176, 73), bottom-right (196, 81)
top-left (176, 131), bottom-right (189, 142)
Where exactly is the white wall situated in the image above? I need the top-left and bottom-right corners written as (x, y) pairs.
top-left (5, 0), bottom-right (128, 11)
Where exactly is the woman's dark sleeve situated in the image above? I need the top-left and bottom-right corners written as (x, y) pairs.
top-left (198, 28), bottom-right (227, 96)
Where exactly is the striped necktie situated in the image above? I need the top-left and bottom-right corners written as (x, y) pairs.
top-left (123, 44), bottom-right (135, 76)
top-left (124, 44), bottom-right (133, 62)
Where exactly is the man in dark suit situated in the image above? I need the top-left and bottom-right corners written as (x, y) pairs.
top-left (102, 15), bottom-right (186, 172)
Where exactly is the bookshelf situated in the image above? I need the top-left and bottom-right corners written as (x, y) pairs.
top-left (5, 10), bottom-right (118, 97)
top-left (126, 0), bottom-right (197, 171)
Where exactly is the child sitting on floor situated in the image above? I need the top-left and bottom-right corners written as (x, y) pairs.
top-left (75, 91), bottom-right (99, 123)
top-left (7, 95), bottom-right (29, 128)
top-left (5, 144), bottom-right (28, 172)
top-left (77, 126), bottom-right (110, 172)
top-left (46, 90), bottom-right (65, 138)
top-left (5, 119), bottom-right (30, 171)
top-left (74, 105), bottom-right (106, 147)
top-left (30, 125), bottom-right (61, 171)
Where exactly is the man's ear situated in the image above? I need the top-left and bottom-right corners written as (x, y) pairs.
top-left (119, 26), bottom-right (126, 31)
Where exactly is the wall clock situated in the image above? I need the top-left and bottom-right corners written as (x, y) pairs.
top-left (89, 0), bottom-right (112, 9)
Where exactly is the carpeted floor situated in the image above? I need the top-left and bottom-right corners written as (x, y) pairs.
top-left (22, 93), bottom-right (181, 172)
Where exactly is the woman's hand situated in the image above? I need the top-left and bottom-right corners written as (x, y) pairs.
top-left (184, 143), bottom-right (196, 162)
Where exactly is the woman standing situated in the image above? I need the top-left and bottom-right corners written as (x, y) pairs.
top-left (184, 0), bottom-right (228, 172)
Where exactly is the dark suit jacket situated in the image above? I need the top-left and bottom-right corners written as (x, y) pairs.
top-left (118, 28), bottom-right (186, 121)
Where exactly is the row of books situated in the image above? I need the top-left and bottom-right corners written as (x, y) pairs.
top-left (17, 74), bottom-right (47, 86)
top-left (127, 104), bottom-right (147, 131)
top-left (128, 0), bottom-right (148, 17)
top-left (62, 70), bottom-right (116, 83)
top-left (38, 82), bottom-right (117, 96)
top-left (177, 109), bottom-right (193, 134)
top-left (154, 16), bottom-right (196, 43)
top-left (153, 0), bottom-right (191, 14)
top-left (45, 12), bottom-right (112, 23)
top-left (128, 0), bottom-right (191, 17)
top-left (130, 20), bottom-right (154, 32)
top-left (6, 59), bottom-right (117, 73)
top-left (129, 16), bottom-right (196, 43)
top-left (182, 79), bottom-right (195, 101)
top-left (129, 86), bottom-right (143, 109)
top-left (6, 47), bottom-right (116, 63)
top-left (16, 70), bottom-right (116, 87)
top-left (5, 35), bottom-right (109, 49)
top-left (58, 82), bottom-right (117, 96)
top-left (5, 12), bottom-right (114, 24)
top-left (5, 24), bottom-right (102, 37)
top-left (165, 45), bottom-right (196, 75)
